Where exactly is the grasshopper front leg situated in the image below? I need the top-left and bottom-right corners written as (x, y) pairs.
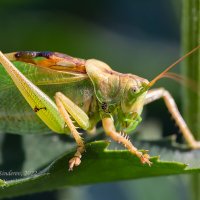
top-left (55, 92), bottom-right (91, 170)
top-left (145, 88), bottom-right (200, 148)
top-left (102, 118), bottom-right (152, 165)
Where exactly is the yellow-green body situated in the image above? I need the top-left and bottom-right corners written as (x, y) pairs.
top-left (0, 51), bottom-right (148, 135)
top-left (1, 49), bottom-right (200, 170)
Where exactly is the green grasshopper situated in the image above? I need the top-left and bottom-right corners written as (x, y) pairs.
top-left (0, 47), bottom-right (200, 171)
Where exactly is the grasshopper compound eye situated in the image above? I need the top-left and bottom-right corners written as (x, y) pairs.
top-left (131, 86), bottom-right (139, 93)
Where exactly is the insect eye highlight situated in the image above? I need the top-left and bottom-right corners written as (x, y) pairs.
top-left (131, 86), bottom-right (139, 94)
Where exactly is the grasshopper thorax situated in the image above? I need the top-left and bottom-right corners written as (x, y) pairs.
top-left (85, 59), bottom-right (149, 132)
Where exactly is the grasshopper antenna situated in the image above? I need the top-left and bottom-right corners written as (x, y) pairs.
top-left (148, 45), bottom-right (200, 88)
top-left (162, 72), bottom-right (198, 92)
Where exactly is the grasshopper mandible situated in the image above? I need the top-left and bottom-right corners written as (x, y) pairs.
top-left (0, 47), bottom-right (200, 171)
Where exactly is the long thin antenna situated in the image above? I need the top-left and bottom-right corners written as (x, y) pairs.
top-left (148, 45), bottom-right (200, 87)
top-left (163, 72), bottom-right (198, 92)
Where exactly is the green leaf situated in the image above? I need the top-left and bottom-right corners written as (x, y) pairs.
top-left (0, 136), bottom-right (200, 199)
top-left (0, 179), bottom-right (6, 186)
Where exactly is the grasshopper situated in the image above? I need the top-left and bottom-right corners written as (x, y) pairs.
top-left (0, 47), bottom-right (200, 171)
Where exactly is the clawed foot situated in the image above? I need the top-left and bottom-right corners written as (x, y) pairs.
top-left (68, 146), bottom-right (85, 171)
top-left (137, 151), bottom-right (152, 166)
top-left (69, 156), bottom-right (82, 171)
top-left (140, 153), bottom-right (152, 166)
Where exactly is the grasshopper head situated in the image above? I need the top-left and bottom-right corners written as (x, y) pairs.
top-left (121, 74), bottom-right (149, 114)
top-left (119, 74), bottom-right (149, 132)
top-left (118, 45), bottom-right (200, 133)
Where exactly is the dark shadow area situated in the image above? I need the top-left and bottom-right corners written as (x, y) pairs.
top-left (0, 134), bottom-right (25, 180)
top-left (12, 191), bottom-right (59, 200)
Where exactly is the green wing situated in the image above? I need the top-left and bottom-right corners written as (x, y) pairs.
top-left (0, 52), bottom-right (91, 134)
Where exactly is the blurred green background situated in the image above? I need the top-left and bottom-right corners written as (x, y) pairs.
top-left (0, 0), bottom-right (193, 200)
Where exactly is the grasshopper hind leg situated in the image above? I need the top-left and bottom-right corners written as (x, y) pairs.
top-left (145, 88), bottom-right (200, 149)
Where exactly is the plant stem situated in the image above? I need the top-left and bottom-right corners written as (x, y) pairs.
top-left (182, 0), bottom-right (200, 200)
